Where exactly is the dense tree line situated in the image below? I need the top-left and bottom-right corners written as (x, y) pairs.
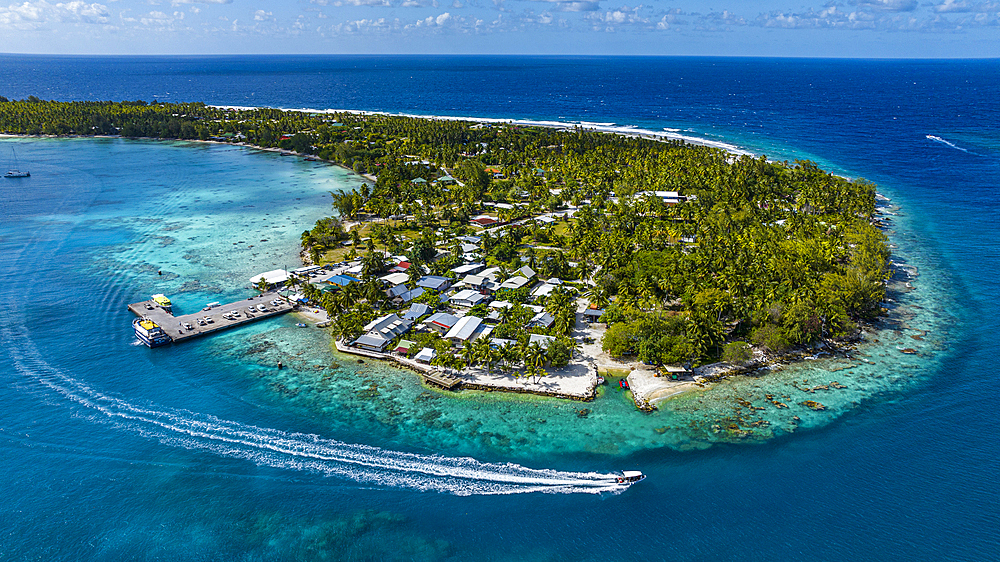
top-left (1, 98), bottom-right (890, 364)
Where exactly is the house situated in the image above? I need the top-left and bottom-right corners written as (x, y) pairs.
top-left (490, 338), bottom-right (517, 349)
top-left (353, 314), bottom-right (413, 352)
top-left (479, 267), bottom-right (501, 279)
top-left (451, 263), bottom-right (485, 277)
top-left (399, 287), bottom-right (425, 303)
top-left (394, 339), bottom-right (416, 355)
top-left (531, 283), bottom-right (558, 300)
top-left (380, 272), bottom-right (409, 286)
top-left (514, 265), bottom-right (536, 280)
top-left (416, 275), bottom-right (452, 292)
top-left (636, 190), bottom-right (686, 205)
top-left (390, 286), bottom-right (425, 304)
top-left (456, 235), bottom-right (481, 244)
top-left (529, 312), bottom-right (555, 330)
top-left (328, 274), bottom-right (361, 287)
top-left (450, 289), bottom-right (488, 308)
top-left (414, 347), bottom-right (437, 363)
top-left (390, 261), bottom-right (412, 273)
top-left (583, 308), bottom-right (605, 323)
top-left (387, 284), bottom-right (410, 300)
top-left (661, 365), bottom-right (691, 379)
top-left (470, 216), bottom-right (499, 227)
top-left (353, 333), bottom-right (394, 352)
top-left (292, 265), bottom-right (322, 277)
top-left (528, 333), bottom-right (556, 349)
top-left (444, 316), bottom-right (491, 342)
top-left (435, 175), bottom-right (457, 185)
top-left (249, 269), bottom-right (290, 288)
top-left (460, 274), bottom-right (489, 291)
top-left (460, 243), bottom-right (479, 255)
top-left (499, 276), bottom-right (531, 291)
top-left (402, 303), bottom-right (431, 321)
top-left (425, 312), bottom-right (459, 334)
top-left (364, 313), bottom-right (412, 339)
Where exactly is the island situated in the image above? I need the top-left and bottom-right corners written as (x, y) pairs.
top-left (0, 99), bottom-right (891, 411)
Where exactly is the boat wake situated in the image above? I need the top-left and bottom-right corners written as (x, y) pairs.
top-left (926, 135), bottom-right (978, 155)
top-left (3, 327), bottom-right (629, 496)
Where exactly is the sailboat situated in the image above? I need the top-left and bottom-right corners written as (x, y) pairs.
top-left (4, 147), bottom-right (30, 178)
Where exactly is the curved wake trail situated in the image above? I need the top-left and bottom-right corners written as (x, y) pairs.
top-left (926, 135), bottom-right (978, 155)
top-left (3, 328), bottom-right (628, 496)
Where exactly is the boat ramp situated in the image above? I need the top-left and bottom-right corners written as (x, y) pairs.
top-left (128, 292), bottom-right (295, 344)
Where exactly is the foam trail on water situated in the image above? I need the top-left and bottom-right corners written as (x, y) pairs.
top-left (2, 328), bottom-right (629, 496)
top-left (926, 135), bottom-right (977, 155)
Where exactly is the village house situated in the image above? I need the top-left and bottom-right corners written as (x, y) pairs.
top-left (450, 289), bottom-right (489, 308)
top-left (424, 312), bottom-right (459, 334)
top-left (352, 313), bottom-right (413, 352)
top-left (444, 316), bottom-right (491, 343)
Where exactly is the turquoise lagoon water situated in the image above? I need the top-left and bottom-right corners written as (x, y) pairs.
top-left (0, 135), bottom-right (949, 462)
top-left (0, 133), bottom-right (958, 560)
top-left (1, 56), bottom-right (997, 560)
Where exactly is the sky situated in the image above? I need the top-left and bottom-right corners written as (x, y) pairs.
top-left (0, 0), bottom-right (997, 56)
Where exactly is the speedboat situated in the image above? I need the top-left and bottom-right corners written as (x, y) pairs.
top-left (616, 471), bottom-right (645, 484)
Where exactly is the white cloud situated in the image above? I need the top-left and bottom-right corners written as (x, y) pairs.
top-left (586, 5), bottom-right (644, 25)
top-left (527, 0), bottom-right (599, 11)
top-left (170, 0), bottom-right (230, 5)
top-left (311, 0), bottom-right (390, 6)
top-left (851, 0), bottom-right (917, 12)
top-left (0, 0), bottom-right (110, 27)
top-left (253, 8), bottom-right (272, 20)
top-left (932, 0), bottom-right (999, 12)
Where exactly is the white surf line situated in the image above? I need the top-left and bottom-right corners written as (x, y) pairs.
top-left (2, 327), bottom-right (627, 496)
top-left (212, 104), bottom-right (752, 156)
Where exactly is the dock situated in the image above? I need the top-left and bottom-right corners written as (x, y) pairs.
top-left (128, 291), bottom-right (295, 344)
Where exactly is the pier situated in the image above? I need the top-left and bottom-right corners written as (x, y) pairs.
top-left (128, 292), bottom-right (295, 344)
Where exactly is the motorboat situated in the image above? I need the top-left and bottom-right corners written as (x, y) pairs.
top-left (616, 471), bottom-right (645, 484)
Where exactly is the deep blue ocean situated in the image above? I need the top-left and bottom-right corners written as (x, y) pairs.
top-left (1, 55), bottom-right (998, 560)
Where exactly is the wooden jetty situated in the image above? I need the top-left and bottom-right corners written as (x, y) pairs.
top-left (128, 291), bottom-right (295, 344)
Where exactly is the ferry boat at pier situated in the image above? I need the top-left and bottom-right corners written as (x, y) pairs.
top-left (151, 294), bottom-right (172, 313)
top-left (133, 317), bottom-right (172, 347)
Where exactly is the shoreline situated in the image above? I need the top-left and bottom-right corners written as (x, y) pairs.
top-left (209, 105), bottom-right (754, 156)
top-left (5, 125), bottom-right (901, 412)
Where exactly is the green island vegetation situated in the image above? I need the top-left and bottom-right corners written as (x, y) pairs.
top-left (1, 98), bottom-right (890, 381)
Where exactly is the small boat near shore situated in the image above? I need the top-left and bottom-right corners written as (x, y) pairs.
top-left (133, 317), bottom-right (172, 347)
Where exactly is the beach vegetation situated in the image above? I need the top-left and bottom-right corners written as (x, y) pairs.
top-left (0, 99), bottom-right (892, 366)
